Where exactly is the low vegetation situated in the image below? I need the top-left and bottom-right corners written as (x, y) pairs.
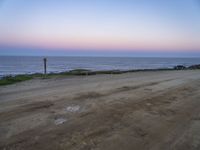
top-left (0, 75), bottom-right (33, 86)
top-left (0, 64), bottom-right (200, 86)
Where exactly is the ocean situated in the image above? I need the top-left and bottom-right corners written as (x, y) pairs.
top-left (0, 56), bottom-right (200, 77)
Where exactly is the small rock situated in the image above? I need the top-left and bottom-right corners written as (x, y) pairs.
top-left (54, 118), bottom-right (67, 125)
top-left (66, 105), bottom-right (80, 112)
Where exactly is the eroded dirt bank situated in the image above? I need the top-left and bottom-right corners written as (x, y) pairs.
top-left (0, 70), bottom-right (200, 150)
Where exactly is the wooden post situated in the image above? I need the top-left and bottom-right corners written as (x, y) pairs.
top-left (43, 58), bottom-right (47, 76)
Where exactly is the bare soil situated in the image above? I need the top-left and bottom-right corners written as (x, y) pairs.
top-left (0, 70), bottom-right (200, 150)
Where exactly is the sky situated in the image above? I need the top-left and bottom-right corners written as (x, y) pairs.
top-left (0, 0), bottom-right (200, 57)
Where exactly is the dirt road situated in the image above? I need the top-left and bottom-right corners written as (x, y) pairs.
top-left (0, 70), bottom-right (200, 150)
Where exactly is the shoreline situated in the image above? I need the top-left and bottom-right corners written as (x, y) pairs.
top-left (0, 64), bottom-right (200, 86)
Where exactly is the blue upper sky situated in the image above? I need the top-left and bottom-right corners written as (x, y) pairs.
top-left (0, 0), bottom-right (200, 57)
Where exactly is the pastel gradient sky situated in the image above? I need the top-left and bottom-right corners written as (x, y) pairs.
top-left (0, 0), bottom-right (200, 57)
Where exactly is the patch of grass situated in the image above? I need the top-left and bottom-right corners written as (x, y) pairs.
top-left (68, 69), bottom-right (94, 75)
top-left (0, 69), bottom-right (94, 86)
top-left (0, 75), bottom-right (33, 86)
top-left (95, 70), bottom-right (123, 74)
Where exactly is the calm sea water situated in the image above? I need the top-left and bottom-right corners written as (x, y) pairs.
top-left (0, 56), bottom-right (200, 77)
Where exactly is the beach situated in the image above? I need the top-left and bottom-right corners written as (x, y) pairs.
top-left (0, 70), bottom-right (200, 150)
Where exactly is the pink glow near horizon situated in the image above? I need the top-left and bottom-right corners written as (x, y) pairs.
top-left (0, 0), bottom-right (200, 55)
top-left (1, 34), bottom-right (200, 52)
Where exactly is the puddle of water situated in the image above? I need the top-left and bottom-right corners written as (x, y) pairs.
top-left (54, 118), bottom-right (67, 125)
top-left (66, 105), bottom-right (80, 112)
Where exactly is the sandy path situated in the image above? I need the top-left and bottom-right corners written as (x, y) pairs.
top-left (0, 70), bottom-right (200, 150)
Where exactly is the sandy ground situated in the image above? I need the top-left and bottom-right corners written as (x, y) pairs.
top-left (0, 70), bottom-right (200, 150)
